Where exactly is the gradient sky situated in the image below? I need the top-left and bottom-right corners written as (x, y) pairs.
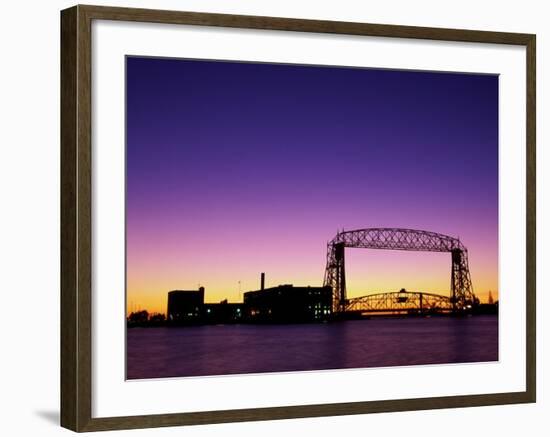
top-left (126, 57), bottom-right (499, 315)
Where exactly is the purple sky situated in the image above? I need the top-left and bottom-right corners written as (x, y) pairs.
top-left (126, 56), bottom-right (498, 313)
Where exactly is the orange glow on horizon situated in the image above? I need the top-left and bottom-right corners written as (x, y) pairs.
top-left (127, 246), bottom-right (498, 316)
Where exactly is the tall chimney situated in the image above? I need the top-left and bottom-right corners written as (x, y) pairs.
top-left (261, 272), bottom-right (265, 291)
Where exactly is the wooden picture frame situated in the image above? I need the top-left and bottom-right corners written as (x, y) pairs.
top-left (60, 4), bottom-right (536, 432)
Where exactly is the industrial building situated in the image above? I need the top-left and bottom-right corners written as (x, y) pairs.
top-left (165, 274), bottom-right (333, 325)
top-left (166, 287), bottom-right (205, 324)
top-left (203, 300), bottom-right (245, 324)
top-left (167, 288), bottom-right (246, 325)
top-left (244, 274), bottom-right (332, 323)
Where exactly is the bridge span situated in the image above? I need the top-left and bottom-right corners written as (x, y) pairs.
top-left (344, 289), bottom-right (455, 316)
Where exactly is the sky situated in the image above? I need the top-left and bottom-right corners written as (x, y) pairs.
top-left (126, 56), bottom-right (499, 315)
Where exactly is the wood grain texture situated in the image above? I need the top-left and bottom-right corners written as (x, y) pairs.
top-left (60, 4), bottom-right (537, 432)
top-left (60, 5), bottom-right (78, 431)
top-left (525, 35), bottom-right (536, 403)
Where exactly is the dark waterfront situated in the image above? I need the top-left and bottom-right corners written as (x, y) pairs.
top-left (126, 315), bottom-right (498, 379)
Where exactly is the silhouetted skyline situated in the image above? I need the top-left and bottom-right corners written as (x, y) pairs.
top-left (126, 57), bottom-right (498, 314)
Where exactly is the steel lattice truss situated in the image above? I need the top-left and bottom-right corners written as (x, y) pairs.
top-left (323, 228), bottom-right (475, 313)
top-left (345, 290), bottom-right (453, 314)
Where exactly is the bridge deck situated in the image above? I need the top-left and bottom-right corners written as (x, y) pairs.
top-left (344, 290), bottom-right (455, 314)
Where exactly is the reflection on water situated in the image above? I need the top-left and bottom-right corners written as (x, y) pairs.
top-left (126, 315), bottom-right (498, 379)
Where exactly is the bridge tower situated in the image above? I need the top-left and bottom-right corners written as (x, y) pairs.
top-left (451, 248), bottom-right (474, 311)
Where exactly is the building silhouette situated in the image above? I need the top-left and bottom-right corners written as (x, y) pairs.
top-left (244, 274), bottom-right (332, 323)
top-left (164, 273), bottom-right (332, 325)
top-left (167, 287), bottom-right (204, 323)
top-left (203, 299), bottom-right (244, 324)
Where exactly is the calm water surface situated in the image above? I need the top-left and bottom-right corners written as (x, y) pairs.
top-left (127, 315), bottom-right (498, 379)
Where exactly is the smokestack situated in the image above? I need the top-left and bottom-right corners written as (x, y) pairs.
top-left (261, 272), bottom-right (265, 291)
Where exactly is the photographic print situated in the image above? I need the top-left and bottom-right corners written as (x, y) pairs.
top-left (125, 56), bottom-right (499, 380)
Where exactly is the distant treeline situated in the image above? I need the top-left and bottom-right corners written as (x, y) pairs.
top-left (127, 310), bottom-right (167, 327)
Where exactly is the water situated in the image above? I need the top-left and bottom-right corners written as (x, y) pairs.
top-left (126, 315), bottom-right (498, 379)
